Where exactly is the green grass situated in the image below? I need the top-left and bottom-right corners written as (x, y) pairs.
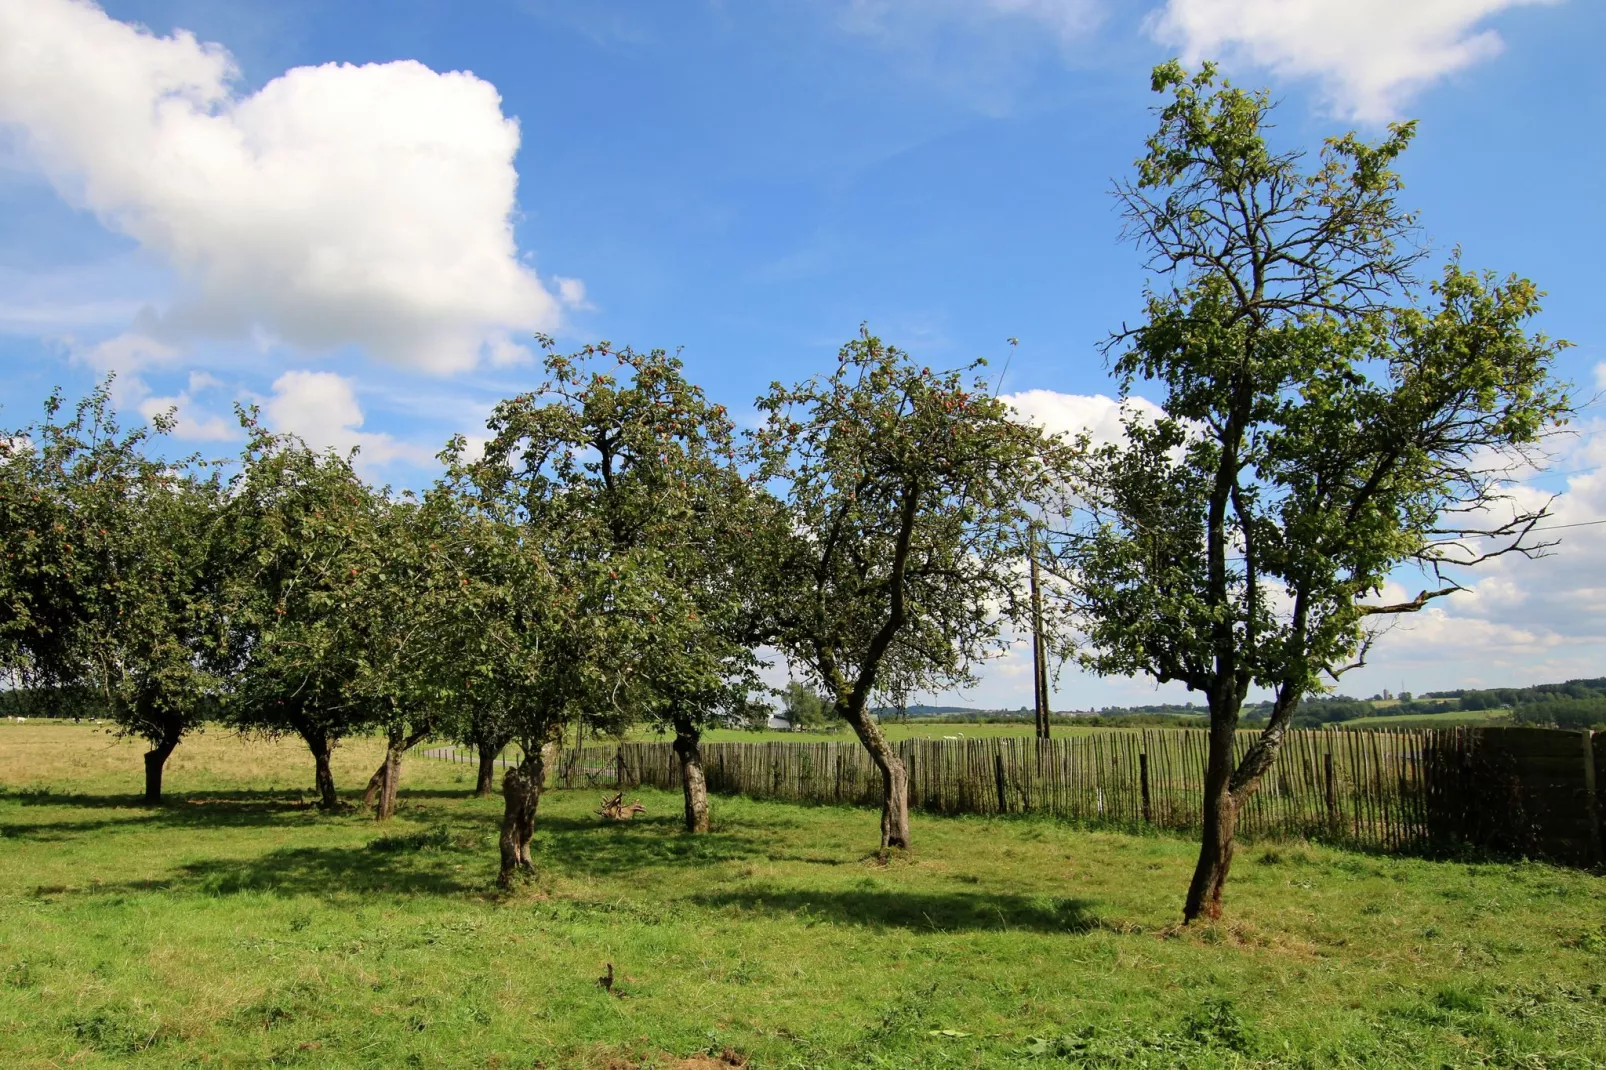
top-left (1, 721), bottom-right (1603, 1069)
top-left (1343, 708), bottom-right (1513, 729)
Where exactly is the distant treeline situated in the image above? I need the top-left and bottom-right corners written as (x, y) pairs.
top-left (0, 686), bottom-right (111, 720)
top-left (891, 709), bottom-right (1212, 729)
top-left (0, 686), bottom-right (227, 722)
top-left (1289, 677), bottom-right (1606, 729)
top-left (881, 676), bottom-right (1606, 732)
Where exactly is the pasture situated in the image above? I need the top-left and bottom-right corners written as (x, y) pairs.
top-left (1342, 708), bottom-right (1514, 730)
top-left (1, 720), bottom-right (1603, 1069)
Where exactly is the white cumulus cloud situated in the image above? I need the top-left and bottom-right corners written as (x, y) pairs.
top-left (0, 0), bottom-right (565, 373)
top-left (1002, 388), bottom-right (1165, 446)
top-left (263, 370), bottom-right (435, 471)
top-left (138, 370), bottom-right (235, 441)
top-left (1149, 0), bottom-right (1563, 121)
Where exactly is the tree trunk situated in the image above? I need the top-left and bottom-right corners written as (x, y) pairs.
top-left (476, 738), bottom-right (503, 796)
top-left (1185, 708), bottom-right (1242, 922)
top-left (841, 705), bottom-right (910, 851)
top-left (375, 737), bottom-right (404, 821)
top-left (142, 732), bottom-right (180, 804)
top-left (363, 723), bottom-right (433, 818)
top-left (297, 725), bottom-right (339, 810)
top-left (1029, 526), bottom-right (1051, 741)
top-left (1183, 682), bottom-right (1304, 923)
top-left (498, 745), bottom-right (546, 888)
top-left (313, 745), bottom-right (338, 810)
top-left (672, 716), bottom-right (709, 834)
top-left (363, 732), bottom-right (395, 812)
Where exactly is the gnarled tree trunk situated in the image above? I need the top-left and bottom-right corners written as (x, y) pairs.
top-left (375, 737), bottom-right (404, 821)
top-left (842, 706), bottom-right (910, 850)
top-left (1184, 688), bottom-right (1300, 922)
top-left (476, 732), bottom-right (511, 796)
top-left (363, 723), bottom-right (433, 820)
top-left (296, 724), bottom-right (339, 810)
top-left (142, 729), bottom-right (181, 804)
top-left (498, 744), bottom-right (547, 888)
top-left (672, 715), bottom-right (709, 833)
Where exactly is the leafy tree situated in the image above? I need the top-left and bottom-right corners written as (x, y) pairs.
top-left (454, 688), bottom-right (520, 797)
top-left (733, 695), bottom-right (775, 731)
top-left (639, 458), bottom-right (778, 831)
top-left (418, 464), bottom-right (586, 882)
top-left (345, 497), bottom-right (457, 820)
top-left (1061, 62), bottom-right (1572, 921)
top-left (0, 386), bottom-right (225, 802)
top-left (475, 341), bottom-right (773, 834)
top-left (750, 330), bottom-right (1061, 850)
top-left (1513, 697), bottom-right (1606, 729)
top-left (779, 681), bottom-right (832, 731)
top-left (214, 421), bottom-right (383, 809)
top-left (456, 382), bottom-right (671, 883)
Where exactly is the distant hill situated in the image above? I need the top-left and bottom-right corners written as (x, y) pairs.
top-left (845, 676), bottom-right (1606, 731)
top-left (872, 704), bottom-right (1000, 717)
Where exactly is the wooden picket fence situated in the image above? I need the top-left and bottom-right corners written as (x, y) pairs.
top-left (546, 726), bottom-right (1605, 867)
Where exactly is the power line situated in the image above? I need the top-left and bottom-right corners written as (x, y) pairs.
top-left (1506, 462), bottom-right (1606, 484)
top-left (1530, 518), bottom-right (1606, 532)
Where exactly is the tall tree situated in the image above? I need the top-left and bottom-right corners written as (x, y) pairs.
top-left (643, 461), bottom-right (778, 833)
top-left (779, 681), bottom-right (832, 731)
top-left (352, 496), bottom-right (455, 821)
top-left (750, 330), bottom-right (1061, 851)
top-left (455, 694), bottom-right (519, 797)
top-left (215, 421), bottom-right (382, 810)
top-left (0, 385), bottom-right (225, 802)
top-left (441, 439), bottom-right (652, 887)
top-left (1062, 62), bottom-right (1572, 922)
top-left (477, 342), bottom-right (772, 834)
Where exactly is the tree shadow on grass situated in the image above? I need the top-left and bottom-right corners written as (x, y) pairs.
top-left (534, 813), bottom-right (770, 876)
top-left (0, 792), bottom-right (371, 841)
top-left (31, 838), bottom-right (485, 900)
top-left (169, 842), bottom-right (483, 897)
top-left (692, 886), bottom-right (1103, 934)
top-left (0, 787), bottom-right (499, 841)
top-left (14, 806), bottom-right (771, 900)
top-left (8, 787), bottom-right (472, 809)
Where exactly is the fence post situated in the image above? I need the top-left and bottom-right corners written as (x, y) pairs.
top-left (1323, 749), bottom-right (1339, 840)
top-left (994, 752), bottom-right (1007, 814)
top-left (1583, 729), bottom-right (1603, 867)
top-left (1139, 752), bottom-right (1152, 824)
top-left (905, 746), bottom-right (915, 809)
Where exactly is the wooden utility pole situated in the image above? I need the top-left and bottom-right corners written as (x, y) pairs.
top-left (1029, 524), bottom-right (1050, 740)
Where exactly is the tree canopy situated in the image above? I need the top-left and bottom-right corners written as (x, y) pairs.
top-left (1057, 61), bottom-right (1572, 920)
top-left (0, 385), bottom-right (225, 801)
top-left (751, 329), bottom-right (1065, 849)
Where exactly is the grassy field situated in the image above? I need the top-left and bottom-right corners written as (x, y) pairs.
top-left (1, 721), bottom-right (1603, 1069)
top-left (1342, 708), bottom-right (1513, 729)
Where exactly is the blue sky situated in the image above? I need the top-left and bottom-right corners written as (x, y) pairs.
top-left (1, 0), bottom-right (1602, 709)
